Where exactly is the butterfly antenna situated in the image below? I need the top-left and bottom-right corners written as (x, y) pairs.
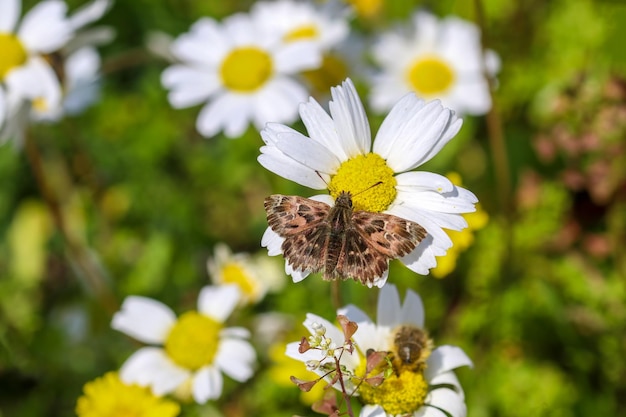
top-left (315, 171), bottom-right (330, 187)
top-left (353, 181), bottom-right (383, 197)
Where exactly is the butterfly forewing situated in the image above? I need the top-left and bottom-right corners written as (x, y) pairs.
top-left (265, 195), bottom-right (330, 235)
top-left (352, 211), bottom-right (427, 258)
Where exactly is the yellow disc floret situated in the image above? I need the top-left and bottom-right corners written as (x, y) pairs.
top-left (329, 153), bottom-right (396, 213)
top-left (165, 312), bottom-right (222, 370)
top-left (0, 33), bottom-right (27, 80)
top-left (220, 262), bottom-right (258, 302)
top-left (220, 47), bottom-right (273, 92)
top-left (406, 56), bottom-right (455, 96)
top-left (284, 25), bottom-right (319, 42)
top-left (356, 359), bottom-right (429, 416)
top-left (75, 372), bottom-right (181, 417)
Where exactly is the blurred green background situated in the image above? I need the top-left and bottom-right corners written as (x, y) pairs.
top-left (1, 0), bottom-right (626, 416)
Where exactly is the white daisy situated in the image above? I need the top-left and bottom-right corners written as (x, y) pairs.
top-left (251, 0), bottom-right (357, 99)
top-left (0, 0), bottom-right (111, 143)
top-left (161, 12), bottom-right (321, 139)
top-left (340, 284), bottom-right (472, 417)
top-left (207, 242), bottom-right (285, 305)
top-left (259, 78), bottom-right (477, 287)
top-left (111, 285), bottom-right (256, 404)
top-left (369, 11), bottom-right (500, 116)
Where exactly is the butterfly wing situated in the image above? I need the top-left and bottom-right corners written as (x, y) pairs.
top-left (264, 195), bottom-right (330, 273)
top-left (337, 211), bottom-right (427, 284)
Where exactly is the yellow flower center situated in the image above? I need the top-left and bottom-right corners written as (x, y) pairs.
top-left (406, 56), bottom-right (455, 96)
top-left (220, 47), bottom-right (273, 92)
top-left (0, 33), bottom-right (27, 80)
top-left (346, 0), bottom-right (383, 19)
top-left (75, 372), bottom-right (181, 417)
top-left (220, 262), bottom-right (257, 302)
top-left (164, 312), bottom-right (222, 370)
top-left (284, 25), bottom-right (319, 42)
top-left (356, 359), bottom-right (429, 415)
top-left (328, 153), bottom-right (397, 212)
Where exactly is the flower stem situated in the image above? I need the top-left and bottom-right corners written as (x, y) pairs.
top-left (24, 131), bottom-right (118, 314)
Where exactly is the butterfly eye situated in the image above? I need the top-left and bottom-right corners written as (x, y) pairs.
top-left (348, 200), bottom-right (353, 207)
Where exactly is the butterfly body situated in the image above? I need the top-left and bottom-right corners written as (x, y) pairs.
top-left (264, 192), bottom-right (427, 285)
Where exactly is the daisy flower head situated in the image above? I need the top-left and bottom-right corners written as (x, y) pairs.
top-left (0, 0), bottom-right (111, 143)
top-left (250, 0), bottom-right (352, 95)
top-left (369, 11), bottom-right (500, 116)
top-left (207, 242), bottom-right (285, 305)
top-left (259, 78), bottom-right (477, 287)
top-left (339, 284), bottom-right (473, 417)
top-left (111, 285), bottom-right (256, 404)
top-left (161, 11), bottom-right (322, 139)
top-left (76, 372), bottom-right (181, 417)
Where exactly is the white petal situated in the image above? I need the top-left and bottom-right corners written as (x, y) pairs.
top-left (171, 17), bottom-right (228, 66)
top-left (299, 96), bottom-right (348, 161)
top-left (328, 79), bottom-right (371, 158)
top-left (258, 139), bottom-right (329, 189)
top-left (197, 285), bottom-right (240, 322)
top-left (377, 284), bottom-right (402, 327)
top-left (111, 296), bottom-right (176, 344)
top-left (68, 0), bottom-right (111, 31)
top-left (428, 371), bottom-right (465, 398)
top-left (360, 405), bottom-right (387, 417)
top-left (400, 289), bottom-right (425, 328)
top-left (251, 77), bottom-right (306, 128)
top-left (414, 405), bottom-right (448, 417)
top-left (400, 236), bottom-right (439, 275)
top-left (425, 388), bottom-right (467, 417)
top-left (426, 345), bottom-right (473, 380)
top-left (120, 347), bottom-right (189, 395)
top-left (338, 304), bottom-right (371, 325)
top-left (273, 128), bottom-right (342, 173)
top-left (215, 338), bottom-right (256, 381)
top-left (220, 326), bottom-right (250, 339)
top-left (261, 227), bottom-right (284, 256)
top-left (196, 93), bottom-right (251, 138)
top-left (18, 0), bottom-right (72, 53)
top-left (274, 41), bottom-right (322, 73)
top-left (192, 366), bottom-right (223, 402)
top-left (0, 0), bottom-right (20, 32)
top-left (161, 65), bottom-right (219, 108)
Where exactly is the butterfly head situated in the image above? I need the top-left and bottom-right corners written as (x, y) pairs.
top-left (334, 191), bottom-right (354, 209)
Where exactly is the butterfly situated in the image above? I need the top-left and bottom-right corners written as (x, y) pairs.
top-left (264, 191), bottom-right (427, 286)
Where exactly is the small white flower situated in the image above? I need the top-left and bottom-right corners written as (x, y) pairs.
top-left (259, 78), bottom-right (477, 287)
top-left (112, 285), bottom-right (256, 404)
top-left (340, 284), bottom-right (472, 417)
top-left (0, 0), bottom-right (111, 143)
top-left (369, 11), bottom-right (500, 116)
top-left (207, 242), bottom-right (285, 305)
top-left (250, 0), bottom-right (349, 52)
top-left (161, 12), bottom-right (321, 139)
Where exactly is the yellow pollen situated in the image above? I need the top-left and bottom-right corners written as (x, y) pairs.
top-left (406, 56), bottom-right (455, 96)
top-left (284, 25), bottom-right (319, 42)
top-left (75, 372), bottom-right (181, 417)
top-left (0, 33), bottom-right (27, 80)
top-left (32, 97), bottom-right (49, 112)
top-left (356, 360), bottom-right (429, 415)
top-left (220, 47), bottom-right (273, 92)
top-left (221, 262), bottom-right (257, 301)
top-left (164, 311), bottom-right (222, 370)
top-left (328, 153), bottom-right (396, 212)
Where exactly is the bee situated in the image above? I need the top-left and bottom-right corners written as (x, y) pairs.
top-left (389, 325), bottom-right (433, 373)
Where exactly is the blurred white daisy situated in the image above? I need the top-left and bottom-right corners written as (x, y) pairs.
top-left (161, 12), bottom-right (321, 139)
top-left (0, 0), bottom-right (111, 143)
top-left (339, 284), bottom-right (473, 417)
top-left (207, 242), bottom-right (285, 305)
top-left (259, 78), bottom-right (477, 287)
top-left (111, 285), bottom-right (256, 404)
top-left (369, 11), bottom-right (500, 116)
